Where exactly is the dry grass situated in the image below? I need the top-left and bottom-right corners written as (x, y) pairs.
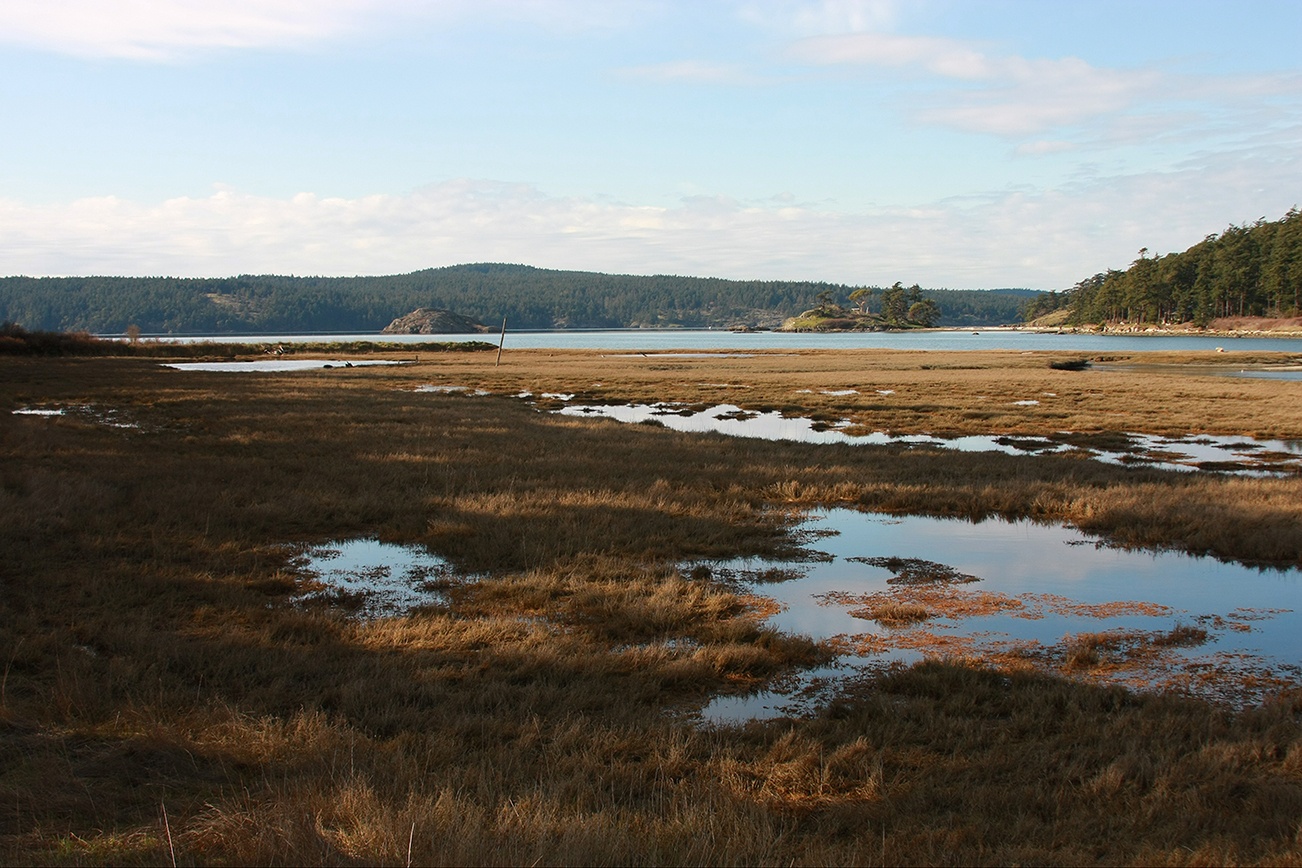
top-left (1, 350), bottom-right (1300, 865)
top-left (402, 345), bottom-right (1302, 439)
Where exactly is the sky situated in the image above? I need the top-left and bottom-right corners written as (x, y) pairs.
top-left (1, 0), bottom-right (1300, 289)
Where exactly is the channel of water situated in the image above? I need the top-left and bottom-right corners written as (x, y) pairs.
top-left (558, 402), bottom-right (1302, 475)
top-left (164, 359), bottom-right (407, 372)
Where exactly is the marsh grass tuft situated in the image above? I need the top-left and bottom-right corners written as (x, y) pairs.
top-left (860, 600), bottom-right (933, 626)
top-left (1154, 622), bottom-right (1211, 647)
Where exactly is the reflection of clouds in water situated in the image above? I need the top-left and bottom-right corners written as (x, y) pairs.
top-left (166, 360), bottom-right (404, 372)
top-left (294, 538), bottom-right (453, 619)
top-left (698, 509), bottom-right (1302, 723)
top-left (558, 402), bottom-right (1302, 474)
top-left (1228, 370), bottom-right (1302, 382)
top-left (816, 511), bottom-right (1271, 590)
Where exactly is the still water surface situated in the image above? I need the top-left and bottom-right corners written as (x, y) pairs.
top-left (559, 402), bottom-right (1302, 475)
top-left (158, 329), bottom-right (1302, 353)
top-left (700, 510), bottom-right (1301, 723)
top-left (279, 522), bottom-right (1300, 722)
top-left (291, 539), bottom-right (453, 619)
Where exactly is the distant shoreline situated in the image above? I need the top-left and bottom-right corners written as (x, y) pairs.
top-left (1008, 316), bottom-right (1302, 339)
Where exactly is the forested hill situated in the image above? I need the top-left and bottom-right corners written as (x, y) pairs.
top-left (0, 264), bottom-right (1037, 334)
top-left (1039, 208), bottom-right (1301, 326)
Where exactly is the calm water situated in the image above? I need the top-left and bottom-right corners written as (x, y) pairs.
top-left (154, 328), bottom-right (1302, 353)
top-left (164, 359), bottom-right (406, 372)
top-left (700, 510), bottom-right (1302, 723)
top-left (276, 520), bottom-right (1301, 721)
top-left (558, 402), bottom-right (1302, 475)
top-left (291, 539), bottom-right (454, 619)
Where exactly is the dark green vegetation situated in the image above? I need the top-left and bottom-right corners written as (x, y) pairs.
top-left (1024, 207), bottom-right (1302, 326)
top-left (0, 322), bottom-right (494, 357)
top-left (0, 263), bottom-right (1036, 334)
top-left (780, 283), bottom-right (943, 331)
top-left (3, 349), bottom-right (1301, 864)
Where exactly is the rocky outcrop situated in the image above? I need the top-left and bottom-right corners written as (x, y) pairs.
top-left (382, 308), bottom-right (489, 334)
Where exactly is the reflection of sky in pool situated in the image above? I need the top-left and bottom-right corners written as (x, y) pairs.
top-left (291, 538), bottom-right (453, 618)
top-left (165, 359), bottom-right (405, 372)
top-left (11, 404), bottom-right (140, 428)
top-left (1225, 370), bottom-right (1302, 381)
top-left (699, 510), bottom-right (1301, 724)
top-left (558, 403), bottom-right (1302, 474)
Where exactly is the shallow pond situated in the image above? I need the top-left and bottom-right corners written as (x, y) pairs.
top-left (1227, 369), bottom-right (1302, 381)
top-left (12, 404), bottom-right (141, 429)
top-left (558, 402), bottom-right (1302, 475)
top-left (414, 384), bottom-right (491, 395)
top-left (290, 539), bottom-right (454, 618)
top-left (699, 510), bottom-right (1301, 724)
top-left (164, 359), bottom-right (406, 372)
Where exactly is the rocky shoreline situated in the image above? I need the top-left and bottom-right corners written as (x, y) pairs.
top-left (1015, 317), bottom-right (1302, 338)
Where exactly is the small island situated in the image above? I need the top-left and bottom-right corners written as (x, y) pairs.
top-left (778, 283), bottom-right (941, 331)
top-left (381, 307), bottom-right (490, 334)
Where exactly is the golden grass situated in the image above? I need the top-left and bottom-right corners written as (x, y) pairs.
top-left (400, 345), bottom-right (1302, 439)
top-left (1, 350), bottom-right (1300, 864)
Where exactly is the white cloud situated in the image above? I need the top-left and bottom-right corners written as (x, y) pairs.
top-left (1015, 140), bottom-right (1077, 157)
top-left (4, 149), bottom-right (1299, 288)
top-left (789, 31), bottom-right (989, 77)
top-left (790, 32), bottom-right (1166, 136)
top-left (618, 59), bottom-right (759, 85)
top-left (928, 56), bottom-right (1162, 136)
top-left (736, 0), bottom-right (898, 37)
top-left (0, 0), bottom-right (652, 60)
top-left (0, 0), bottom-right (383, 59)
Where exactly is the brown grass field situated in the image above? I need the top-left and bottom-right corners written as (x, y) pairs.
top-left (2, 345), bottom-right (1301, 865)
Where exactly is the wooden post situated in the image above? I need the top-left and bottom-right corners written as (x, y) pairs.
top-left (495, 317), bottom-right (507, 367)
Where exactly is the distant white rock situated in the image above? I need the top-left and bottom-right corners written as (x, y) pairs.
top-left (382, 308), bottom-right (489, 334)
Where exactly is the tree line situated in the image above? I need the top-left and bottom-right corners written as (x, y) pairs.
top-left (0, 263), bottom-right (1036, 335)
top-left (805, 283), bottom-right (944, 328)
top-left (1023, 208), bottom-right (1302, 326)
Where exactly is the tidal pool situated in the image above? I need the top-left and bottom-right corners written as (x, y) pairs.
top-left (558, 402), bottom-right (1302, 474)
top-left (698, 510), bottom-right (1301, 724)
top-left (165, 359), bottom-right (406, 372)
top-left (12, 404), bottom-right (140, 429)
top-left (1227, 369), bottom-right (1302, 381)
top-left (290, 539), bottom-right (455, 618)
top-left (414, 384), bottom-right (491, 395)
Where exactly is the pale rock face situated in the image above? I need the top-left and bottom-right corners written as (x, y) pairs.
top-left (381, 308), bottom-right (489, 334)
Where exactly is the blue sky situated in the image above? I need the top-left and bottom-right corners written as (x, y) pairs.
top-left (1, 0), bottom-right (1299, 288)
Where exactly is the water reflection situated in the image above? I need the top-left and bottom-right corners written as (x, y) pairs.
top-left (559, 403), bottom-right (1302, 475)
top-left (698, 510), bottom-right (1301, 724)
top-left (1227, 370), bottom-right (1302, 381)
top-left (291, 539), bottom-right (455, 618)
top-left (414, 384), bottom-right (491, 395)
top-left (154, 329), bottom-right (1302, 353)
top-left (12, 404), bottom-right (140, 429)
top-left (165, 359), bottom-right (406, 372)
